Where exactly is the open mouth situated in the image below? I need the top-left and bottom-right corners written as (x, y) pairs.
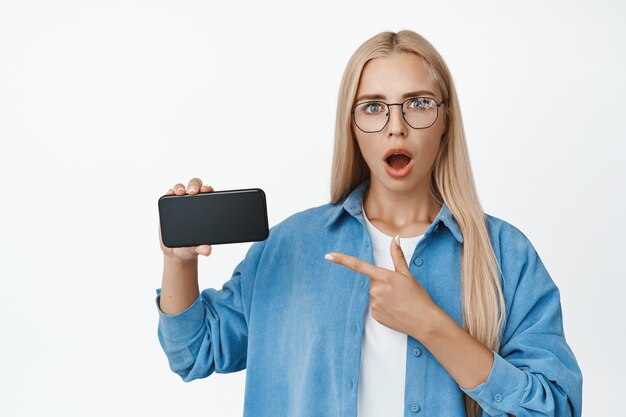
top-left (385, 153), bottom-right (412, 170)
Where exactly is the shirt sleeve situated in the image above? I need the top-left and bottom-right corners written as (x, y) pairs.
top-left (155, 239), bottom-right (267, 382)
top-left (459, 232), bottom-right (583, 417)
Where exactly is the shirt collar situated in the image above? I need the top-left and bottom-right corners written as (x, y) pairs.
top-left (324, 177), bottom-right (464, 244)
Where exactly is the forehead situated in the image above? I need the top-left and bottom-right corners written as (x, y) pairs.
top-left (356, 52), bottom-right (440, 99)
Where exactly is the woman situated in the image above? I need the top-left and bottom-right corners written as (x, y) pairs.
top-left (156, 30), bottom-right (582, 417)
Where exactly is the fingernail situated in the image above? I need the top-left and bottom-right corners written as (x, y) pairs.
top-left (324, 253), bottom-right (335, 261)
top-left (394, 235), bottom-right (401, 246)
top-left (188, 186), bottom-right (197, 193)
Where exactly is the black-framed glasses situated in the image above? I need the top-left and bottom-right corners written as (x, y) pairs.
top-left (351, 96), bottom-right (447, 133)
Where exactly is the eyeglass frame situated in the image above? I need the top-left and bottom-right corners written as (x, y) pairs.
top-left (350, 96), bottom-right (448, 133)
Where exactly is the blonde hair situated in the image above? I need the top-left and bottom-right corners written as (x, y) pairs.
top-left (329, 30), bottom-right (506, 417)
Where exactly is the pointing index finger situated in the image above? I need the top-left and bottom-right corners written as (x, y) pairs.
top-left (325, 252), bottom-right (383, 280)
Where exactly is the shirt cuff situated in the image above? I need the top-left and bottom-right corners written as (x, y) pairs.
top-left (459, 349), bottom-right (528, 416)
top-left (155, 288), bottom-right (205, 342)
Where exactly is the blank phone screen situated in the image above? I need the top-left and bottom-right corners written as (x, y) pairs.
top-left (158, 188), bottom-right (269, 247)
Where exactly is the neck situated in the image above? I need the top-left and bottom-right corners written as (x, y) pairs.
top-left (363, 176), bottom-right (442, 235)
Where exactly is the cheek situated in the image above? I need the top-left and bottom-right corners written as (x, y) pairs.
top-left (410, 136), bottom-right (442, 169)
top-left (355, 135), bottom-right (382, 163)
top-left (426, 141), bottom-right (441, 162)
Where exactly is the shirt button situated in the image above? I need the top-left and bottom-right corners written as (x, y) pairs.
top-left (361, 280), bottom-right (366, 288)
top-left (354, 324), bottom-right (359, 334)
top-left (410, 403), bottom-right (421, 412)
top-left (414, 257), bottom-right (423, 266)
top-left (494, 393), bottom-right (503, 403)
top-left (412, 347), bottom-right (422, 357)
top-left (350, 379), bottom-right (355, 390)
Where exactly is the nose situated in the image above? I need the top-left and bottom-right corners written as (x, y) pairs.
top-left (385, 104), bottom-right (408, 137)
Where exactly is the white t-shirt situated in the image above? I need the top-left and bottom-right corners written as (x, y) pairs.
top-left (357, 202), bottom-right (424, 417)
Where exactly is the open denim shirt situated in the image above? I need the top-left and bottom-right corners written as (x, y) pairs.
top-left (155, 177), bottom-right (582, 417)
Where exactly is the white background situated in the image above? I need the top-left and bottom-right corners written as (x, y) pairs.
top-left (1, 0), bottom-right (624, 416)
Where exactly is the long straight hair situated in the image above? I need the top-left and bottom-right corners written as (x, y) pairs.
top-left (329, 30), bottom-right (505, 417)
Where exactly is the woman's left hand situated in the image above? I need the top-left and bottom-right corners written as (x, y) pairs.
top-left (325, 235), bottom-right (439, 338)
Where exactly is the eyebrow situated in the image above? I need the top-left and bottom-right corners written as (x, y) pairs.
top-left (355, 90), bottom-right (437, 102)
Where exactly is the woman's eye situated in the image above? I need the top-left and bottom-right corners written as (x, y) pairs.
top-left (363, 102), bottom-right (384, 113)
top-left (409, 98), bottom-right (433, 110)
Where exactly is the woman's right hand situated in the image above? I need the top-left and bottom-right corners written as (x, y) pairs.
top-left (159, 177), bottom-right (215, 262)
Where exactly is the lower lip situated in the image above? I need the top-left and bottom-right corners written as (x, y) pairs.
top-left (384, 158), bottom-right (414, 178)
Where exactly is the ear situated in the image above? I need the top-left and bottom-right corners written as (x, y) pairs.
top-left (441, 116), bottom-right (449, 141)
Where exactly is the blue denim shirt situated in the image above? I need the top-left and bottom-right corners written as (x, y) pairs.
top-left (155, 177), bottom-right (582, 417)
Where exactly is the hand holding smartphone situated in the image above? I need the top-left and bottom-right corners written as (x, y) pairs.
top-left (158, 178), bottom-right (269, 259)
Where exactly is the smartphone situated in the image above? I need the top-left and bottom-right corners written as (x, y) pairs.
top-left (158, 187), bottom-right (269, 248)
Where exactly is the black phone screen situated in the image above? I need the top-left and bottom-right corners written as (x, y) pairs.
top-left (158, 188), bottom-right (269, 248)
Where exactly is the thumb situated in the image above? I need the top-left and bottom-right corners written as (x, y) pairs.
top-left (391, 234), bottom-right (410, 277)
